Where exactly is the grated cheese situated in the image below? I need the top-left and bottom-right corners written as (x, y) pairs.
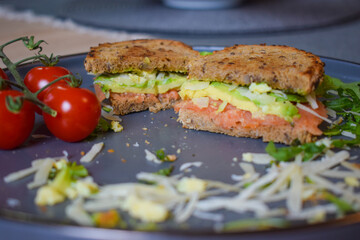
top-left (305, 92), bottom-right (318, 109)
top-left (80, 142), bottom-right (104, 163)
top-left (179, 161), bottom-right (203, 172)
top-left (296, 103), bottom-right (332, 124)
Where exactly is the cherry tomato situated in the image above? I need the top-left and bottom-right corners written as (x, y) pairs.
top-left (0, 68), bottom-right (10, 90)
top-left (24, 66), bottom-right (71, 100)
top-left (42, 86), bottom-right (101, 142)
top-left (0, 90), bottom-right (35, 150)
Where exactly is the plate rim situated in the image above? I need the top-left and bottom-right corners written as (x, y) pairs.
top-left (1, 49), bottom-right (360, 237)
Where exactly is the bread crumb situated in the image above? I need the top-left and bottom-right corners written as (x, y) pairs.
top-left (166, 154), bottom-right (177, 162)
top-left (145, 140), bottom-right (150, 145)
top-left (80, 151), bottom-right (85, 156)
top-left (111, 121), bottom-right (123, 132)
top-left (121, 158), bottom-right (127, 163)
top-left (107, 149), bottom-right (115, 153)
top-left (142, 127), bottom-right (148, 131)
top-left (126, 143), bottom-right (130, 147)
top-left (176, 148), bottom-right (181, 154)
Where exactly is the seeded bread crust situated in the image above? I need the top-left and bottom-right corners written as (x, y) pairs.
top-left (84, 39), bottom-right (199, 74)
top-left (188, 44), bottom-right (324, 95)
top-left (176, 107), bottom-right (314, 144)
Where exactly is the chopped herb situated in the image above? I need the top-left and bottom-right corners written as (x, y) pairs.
top-left (323, 192), bottom-right (354, 214)
top-left (269, 92), bottom-right (307, 103)
top-left (155, 148), bottom-right (176, 162)
top-left (102, 106), bottom-right (112, 112)
top-left (265, 142), bottom-right (302, 162)
top-left (86, 117), bottom-right (112, 140)
top-left (68, 162), bottom-right (88, 179)
top-left (199, 51), bottom-right (213, 56)
top-left (156, 149), bottom-right (166, 160)
top-left (140, 166), bottom-right (174, 185)
top-left (155, 165), bottom-right (174, 177)
top-left (95, 117), bottom-right (112, 133)
top-left (265, 141), bottom-right (327, 162)
top-left (331, 137), bottom-right (360, 148)
top-left (223, 218), bottom-right (289, 232)
top-left (243, 182), bottom-right (253, 189)
top-left (305, 176), bottom-right (314, 184)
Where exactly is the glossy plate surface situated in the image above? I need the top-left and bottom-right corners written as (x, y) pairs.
top-left (1, 49), bottom-right (360, 240)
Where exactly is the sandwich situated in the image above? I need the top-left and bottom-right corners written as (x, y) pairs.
top-left (84, 39), bottom-right (199, 115)
top-left (174, 44), bottom-right (328, 144)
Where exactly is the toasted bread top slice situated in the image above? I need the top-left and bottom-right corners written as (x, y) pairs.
top-left (84, 39), bottom-right (199, 74)
top-left (188, 44), bottom-right (324, 95)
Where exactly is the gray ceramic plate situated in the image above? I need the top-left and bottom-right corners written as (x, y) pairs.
top-left (1, 48), bottom-right (360, 240)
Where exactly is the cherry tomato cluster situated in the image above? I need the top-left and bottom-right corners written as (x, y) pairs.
top-left (0, 66), bottom-right (101, 150)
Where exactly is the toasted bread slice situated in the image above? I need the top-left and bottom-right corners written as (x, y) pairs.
top-left (84, 39), bottom-right (199, 74)
top-left (188, 44), bottom-right (324, 95)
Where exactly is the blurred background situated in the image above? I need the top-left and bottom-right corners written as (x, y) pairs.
top-left (0, 0), bottom-right (360, 66)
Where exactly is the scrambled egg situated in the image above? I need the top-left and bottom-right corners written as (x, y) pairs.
top-left (249, 83), bottom-right (272, 94)
top-left (35, 186), bottom-right (65, 206)
top-left (177, 177), bottom-right (207, 194)
top-left (111, 121), bottom-right (124, 132)
top-left (124, 195), bottom-right (168, 222)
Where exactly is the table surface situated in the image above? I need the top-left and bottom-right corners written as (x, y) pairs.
top-left (1, 2), bottom-right (360, 240)
top-left (1, 4), bottom-right (360, 67)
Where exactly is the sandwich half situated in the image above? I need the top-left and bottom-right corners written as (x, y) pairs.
top-left (174, 45), bottom-right (328, 144)
top-left (84, 39), bottom-right (199, 115)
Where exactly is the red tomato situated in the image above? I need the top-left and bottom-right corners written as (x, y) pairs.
top-left (0, 90), bottom-right (35, 150)
top-left (24, 66), bottom-right (71, 100)
top-left (0, 68), bottom-right (10, 90)
top-left (42, 86), bottom-right (101, 142)
top-left (0, 68), bottom-right (8, 80)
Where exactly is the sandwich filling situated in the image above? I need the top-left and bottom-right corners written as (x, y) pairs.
top-left (175, 80), bottom-right (327, 138)
top-left (94, 71), bottom-right (188, 115)
top-left (94, 71), bottom-right (187, 96)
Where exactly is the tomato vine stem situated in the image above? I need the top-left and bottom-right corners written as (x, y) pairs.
top-left (0, 36), bottom-right (59, 116)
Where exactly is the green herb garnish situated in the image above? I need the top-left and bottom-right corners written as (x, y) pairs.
top-left (266, 141), bottom-right (328, 162)
top-left (323, 192), bottom-right (354, 214)
top-left (156, 149), bottom-right (166, 160)
top-left (223, 218), bottom-right (289, 232)
top-left (199, 51), bottom-right (213, 56)
top-left (86, 117), bottom-right (112, 140)
top-left (139, 166), bottom-right (175, 185)
top-left (155, 148), bottom-right (176, 162)
top-left (155, 165), bottom-right (174, 177)
top-left (316, 75), bottom-right (360, 99)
